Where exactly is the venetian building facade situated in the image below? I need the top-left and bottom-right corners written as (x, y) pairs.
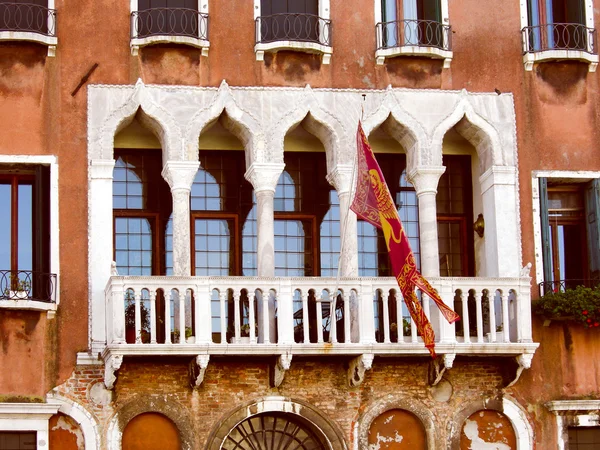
top-left (2, 0), bottom-right (600, 449)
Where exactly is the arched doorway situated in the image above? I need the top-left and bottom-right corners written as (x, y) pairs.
top-left (368, 409), bottom-right (427, 449)
top-left (460, 410), bottom-right (517, 450)
top-left (122, 412), bottom-right (181, 450)
top-left (222, 412), bottom-right (327, 450)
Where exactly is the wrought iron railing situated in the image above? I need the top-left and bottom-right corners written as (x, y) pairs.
top-left (131, 8), bottom-right (208, 40)
top-left (522, 23), bottom-right (597, 54)
top-left (0, 2), bottom-right (56, 36)
top-left (538, 279), bottom-right (599, 296)
top-left (376, 19), bottom-right (451, 51)
top-left (256, 13), bottom-right (331, 46)
top-left (0, 270), bottom-right (57, 303)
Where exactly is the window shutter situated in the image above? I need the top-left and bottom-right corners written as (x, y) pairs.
top-left (539, 177), bottom-right (552, 285)
top-left (585, 179), bottom-right (600, 284)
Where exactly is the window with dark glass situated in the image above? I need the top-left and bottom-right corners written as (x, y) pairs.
top-left (0, 0), bottom-right (51, 35)
top-left (526, 0), bottom-right (588, 51)
top-left (568, 427), bottom-right (600, 449)
top-left (436, 155), bottom-right (474, 277)
top-left (135, 0), bottom-right (202, 39)
top-left (259, 0), bottom-right (320, 43)
top-left (0, 432), bottom-right (36, 450)
top-left (539, 178), bottom-right (600, 293)
top-left (0, 165), bottom-right (51, 301)
top-left (379, 0), bottom-right (445, 49)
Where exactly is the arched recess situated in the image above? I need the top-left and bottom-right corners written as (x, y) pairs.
top-left (448, 396), bottom-right (533, 450)
top-left (95, 80), bottom-right (180, 162)
top-left (205, 397), bottom-right (348, 450)
top-left (122, 412), bottom-right (181, 450)
top-left (185, 81), bottom-right (262, 167)
top-left (46, 393), bottom-right (101, 450)
top-left (106, 395), bottom-right (195, 450)
top-left (430, 99), bottom-right (505, 176)
top-left (357, 396), bottom-right (438, 450)
top-left (268, 93), bottom-right (344, 172)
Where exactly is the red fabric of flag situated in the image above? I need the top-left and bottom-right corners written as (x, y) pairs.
top-left (351, 122), bottom-right (460, 357)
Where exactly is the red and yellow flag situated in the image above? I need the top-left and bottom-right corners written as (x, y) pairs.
top-left (351, 122), bottom-right (459, 357)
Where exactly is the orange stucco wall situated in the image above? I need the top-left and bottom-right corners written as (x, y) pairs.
top-left (1, 1), bottom-right (599, 439)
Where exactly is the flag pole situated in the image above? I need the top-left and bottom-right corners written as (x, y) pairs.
top-left (331, 95), bottom-right (366, 342)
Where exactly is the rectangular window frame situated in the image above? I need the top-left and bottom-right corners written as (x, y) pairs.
top-left (190, 212), bottom-right (240, 276)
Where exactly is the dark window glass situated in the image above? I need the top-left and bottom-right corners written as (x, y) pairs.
top-left (568, 427), bottom-right (600, 450)
top-left (259, 0), bottom-right (319, 43)
top-left (136, 0), bottom-right (200, 38)
top-left (0, 0), bottom-right (49, 35)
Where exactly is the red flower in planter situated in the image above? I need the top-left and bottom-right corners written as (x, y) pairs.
top-left (595, 323), bottom-right (599, 327)
top-left (583, 310), bottom-right (589, 315)
top-left (587, 319), bottom-right (592, 323)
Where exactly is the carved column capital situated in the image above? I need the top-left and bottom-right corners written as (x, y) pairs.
top-left (89, 159), bottom-right (116, 180)
top-left (326, 164), bottom-right (354, 195)
top-left (407, 166), bottom-right (446, 196)
top-left (161, 160), bottom-right (200, 192)
top-left (245, 163), bottom-right (285, 193)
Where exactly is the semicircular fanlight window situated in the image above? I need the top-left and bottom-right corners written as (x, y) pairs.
top-left (222, 413), bottom-right (326, 450)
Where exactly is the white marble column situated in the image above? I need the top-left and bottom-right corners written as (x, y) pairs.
top-left (408, 166), bottom-right (445, 277)
top-left (89, 159), bottom-right (116, 354)
top-left (327, 164), bottom-right (358, 277)
top-left (162, 161), bottom-right (200, 276)
top-left (480, 166), bottom-right (520, 277)
top-left (245, 163), bottom-right (285, 277)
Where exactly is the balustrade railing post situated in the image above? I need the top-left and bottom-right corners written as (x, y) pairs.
top-left (344, 291), bottom-right (351, 344)
top-left (178, 289), bottom-right (186, 344)
top-left (436, 280), bottom-right (456, 344)
top-left (195, 283), bottom-right (211, 344)
top-left (248, 291), bottom-right (257, 344)
top-left (475, 291), bottom-right (484, 343)
top-left (316, 294), bottom-right (324, 344)
top-left (164, 290), bottom-right (172, 344)
top-left (382, 291), bottom-right (390, 344)
top-left (359, 280), bottom-right (376, 344)
top-left (109, 278), bottom-right (126, 345)
top-left (277, 280), bottom-right (294, 345)
top-left (135, 291), bottom-right (142, 344)
top-left (517, 278), bottom-right (534, 343)
top-left (329, 291), bottom-right (337, 344)
top-left (501, 291), bottom-right (511, 343)
top-left (488, 289), bottom-right (497, 343)
top-left (149, 290), bottom-right (157, 344)
top-left (220, 291), bottom-right (228, 344)
top-left (262, 288), bottom-right (271, 344)
top-left (461, 290), bottom-right (470, 344)
top-left (302, 291), bottom-right (310, 344)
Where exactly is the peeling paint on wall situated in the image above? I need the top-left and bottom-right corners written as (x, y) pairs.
top-left (49, 413), bottom-right (84, 450)
top-left (368, 409), bottom-right (426, 449)
top-left (460, 410), bottom-right (516, 450)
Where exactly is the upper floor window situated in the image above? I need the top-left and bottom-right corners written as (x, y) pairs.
top-left (375, 0), bottom-right (451, 66)
top-left (130, 0), bottom-right (209, 56)
top-left (521, 0), bottom-right (598, 71)
top-left (254, 0), bottom-right (332, 63)
top-left (538, 178), bottom-right (600, 294)
top-left (0, 0), bottom-right (57, 56)
top-left (0, 165), bottom-right (55, 303)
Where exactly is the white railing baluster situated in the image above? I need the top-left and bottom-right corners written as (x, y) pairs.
top-left (461, 290), bottom-right (470, 344)
top-left (233, 291), bottom-right (241, 343)
top-left (475, 291), bottom-right (483, 343)
top-left (262, 288), bottom-right (270, 344)
top-left (164, 290), bottom-right (172, 344)
top-left (134, 291), bottom-right (142, 344)
top-left (488, 289), bottom-right (497, 343)
top-left (302, 291), bottom-right (310, 344)
top-left (502, 291), bottom-right (511, 343)
top-left (330, 291), bottom-right (337, 344)
top-left (150, 290), bottom-right (157, 344)
top-left (179, 289), bottom-right (185, 344)
top-left (316, 293), bottom-right (324, 344)
top-left (248, 291), bottom-right (256, 344)
top-left (382, 291), bottom-right (390, 344)
top-left (344, 291), bottom-right (351, 344)
top-left (220, 290), bottom-right (227, 345)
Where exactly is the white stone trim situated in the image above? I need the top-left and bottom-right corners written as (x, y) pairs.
top-left (0, 403), bottom-right (60, 450)
top-left (254, 0), bottom-right (332, 63)
top-left (519, 0), bottom-right (596, 71)
top-left (502, 396), bottom-right (534, 450)
top-left (373, 0), bottom-right (452, 67)
top-left (0, 155), bottom-right (60, 307)
top-left (547, 400), bottom-right (600, 450)
top-left (129, 0), bottom-right (209, 56)
top-left (46, 393), bottom-right (101, 450)
top-left (531, 170), bottom-right (599, 288)
top-left (0, 32), bottom-right (57, 56)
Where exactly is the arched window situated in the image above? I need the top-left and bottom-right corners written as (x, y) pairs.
top-left (368, 409), bottom-right (427, 449)
top-left (460, 410), bottom-right (516, 449)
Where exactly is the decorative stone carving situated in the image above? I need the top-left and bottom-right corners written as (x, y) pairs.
top-left (104, 354), bottom-right (123, 390)
top-left (348, 354), bottom-right (374, 387)
top-left (245, 163), bottom-right (285, 193)
top-left (520, 262), bottom-right (532, 278)
top-left (273, 353), bottom-right (292, 388)
top-left (189, 354), bottom-right (210, 388)
top-left (326, 164), bottom-right (354, 194)
top-left (428, 353), bottom-right (455, 386)
top-left (506, 353), bottom-right (534, 388)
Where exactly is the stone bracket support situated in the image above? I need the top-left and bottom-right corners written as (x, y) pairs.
top-left (348, 354), bottom-right (374, 387)
top-left (189, 354), bottom-right (210, 388)
top-left (428, 353), bottom-right (455, 386)
top-left (506, 353), bottom-right (534, 388)
top-left (104, 354), bottom-right (123, 390)
top-left (273, 353), bottom-right (292, 388)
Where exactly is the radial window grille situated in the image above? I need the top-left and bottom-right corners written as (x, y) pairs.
top-left (222, 413), bottom-right (325, 450)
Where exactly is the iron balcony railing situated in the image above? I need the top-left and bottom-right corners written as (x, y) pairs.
top-left (522, 23), bottom-right (597, 54)
top-left (0, 2), bottom-right (56, 36)
top-left (538, 279), bottom-right (599, 296)
top-left (376, 19), bottom-right (451, 51)
top-left (256, 13), bottom-right (331, 46)
top-left (131, 8), bottom-right (209, 40)
top-left (0, 270), bottom-right (57, 303)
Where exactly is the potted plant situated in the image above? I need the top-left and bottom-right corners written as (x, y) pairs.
top-left (533, 285), bottom-right (600, 328)
top-left (3, 275), bottom-right (31, 300)
top-left (125, 299), bottom-right (150, 343)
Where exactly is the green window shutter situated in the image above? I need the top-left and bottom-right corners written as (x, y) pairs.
top-left (539, 177), bottom-right (553, 285)
top-left (585, 179), bottom-right (600, 284)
